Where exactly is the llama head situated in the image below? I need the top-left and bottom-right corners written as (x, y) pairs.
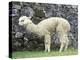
top-left (18, 16), bottom-right (32, 26)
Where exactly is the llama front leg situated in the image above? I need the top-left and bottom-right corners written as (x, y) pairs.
top-left (44, 34), bottom-right (51, 52)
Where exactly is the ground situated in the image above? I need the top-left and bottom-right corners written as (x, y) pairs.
top-left (12, 48), bottom-right (78, 59)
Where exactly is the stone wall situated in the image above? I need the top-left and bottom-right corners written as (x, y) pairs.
top-left (9, 2), bottom-right (78, 51)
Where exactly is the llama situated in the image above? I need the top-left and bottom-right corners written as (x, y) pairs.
top-left (18, 16), bottom-right (70, 52)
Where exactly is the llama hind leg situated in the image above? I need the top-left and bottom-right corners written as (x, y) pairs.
top-left (59, 33), bottom-right (66, 52)
top-left (64, 35), bottom-right (69, 51)
top-left (44, 34), bottom-right (51, 52)
top-left (45, 43), bottom-right (50, 52)
top-left (59, 33), bottom-right (69, 52)
top-left (59, 42), bottom-right (65, 52)
top-left (64, 42), bottom-right (68, 51)
top-left (62, 33), bottom-right (69, 51)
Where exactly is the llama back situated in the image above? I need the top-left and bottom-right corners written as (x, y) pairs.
top-left (37, 17), bottom-right (70, 32)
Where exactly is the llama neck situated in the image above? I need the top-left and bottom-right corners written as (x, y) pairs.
top-left (26, 22), bottom-right (38, 33)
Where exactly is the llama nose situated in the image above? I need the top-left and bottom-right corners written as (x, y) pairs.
top-left (19, 22), bottom-right (22, 25)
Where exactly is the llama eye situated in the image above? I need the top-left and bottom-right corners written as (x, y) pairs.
top-left (21, 20), bottom-right (24, 22)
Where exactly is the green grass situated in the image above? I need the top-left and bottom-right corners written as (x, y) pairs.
top-left (12, 48), bottom-right (78, 59)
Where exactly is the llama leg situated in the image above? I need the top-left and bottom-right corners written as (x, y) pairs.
top-left (44, 34), bottom-right (51, 52)
top-left (59, 33), bottom-right (69, 52)
top-left (48, 43), bottom-right (50, 52)
top-left (64, 43), bottom-right (68, 51)
top-left (45, 43), bottom-right (50, 52)
top-left (59, 42), bottom-right (65, 52)
top-left (59, 34), bottom-right (66, 52)
top-left (45, 43), bottom-right (47, 52)
top-left (64, 35), bottom-right (69, 51)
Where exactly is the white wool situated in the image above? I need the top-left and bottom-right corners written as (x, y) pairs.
top-left (19, 16), bottom-right (70, 52)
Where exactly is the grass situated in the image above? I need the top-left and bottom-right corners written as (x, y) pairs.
top-left (12, 48), bottom-right (78, 59)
